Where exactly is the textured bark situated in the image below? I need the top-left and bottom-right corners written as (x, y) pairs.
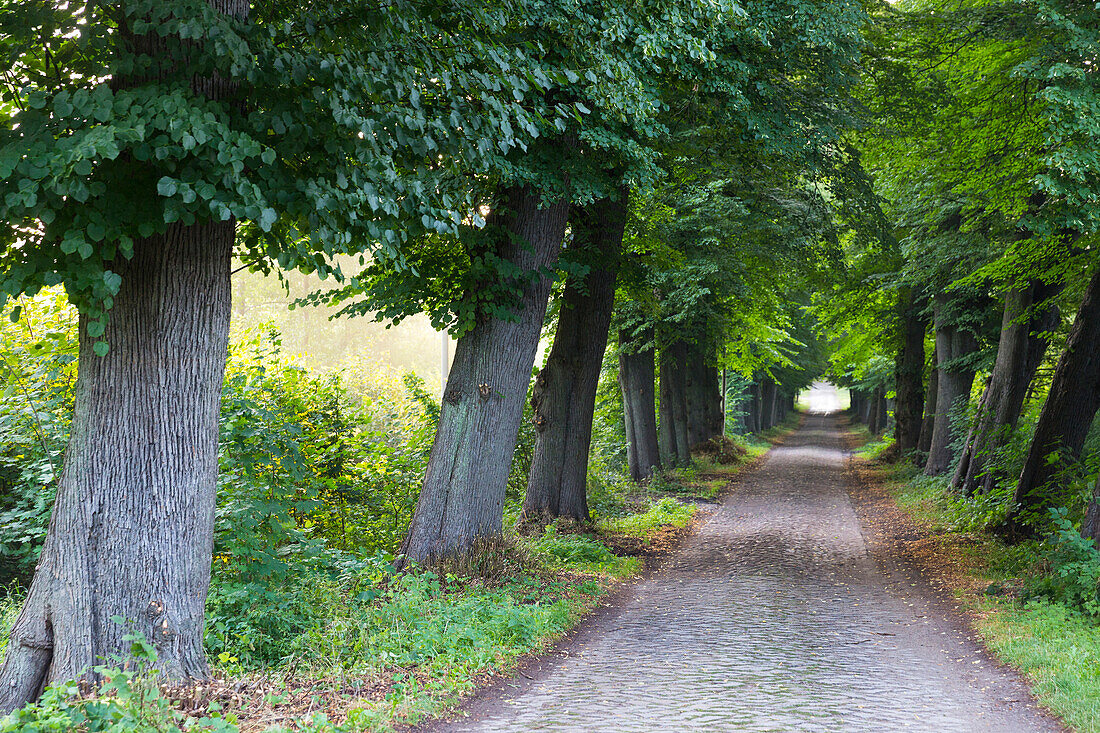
top-left (952, 282), bottom-right (1060, 496)
top-left (619, 329), bottom-right (660, 481)
top-left (0, 222), bottom-right (233, 712)
top-left (659, 340), bottom-right (692, 466)
top-left (400, 186), bottom-right (570, 564)
top-left (894, 292), bottom-right (927, 455)
top-left (1005, 269), bottom-right (1100, 536)
top-left (685, 343), bottom-right (722, 446)
top-left (0, 2), bottom-right (243, 712)
top-left (925, 301), bottom-right (978, 476)
top-left (523, 196), bottom-right (626, 524)
top-left (918, 357), bottom-right (938, 454)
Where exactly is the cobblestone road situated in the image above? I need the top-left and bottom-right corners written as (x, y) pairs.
top-left (441, 412), bottom-right (1060, 732)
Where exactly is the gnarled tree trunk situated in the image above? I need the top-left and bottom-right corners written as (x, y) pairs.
top-left (400, 186), bottom-right (570, 564)
top-left (0, 222), bottom-right (233, 713)
top-left (952, 282), bottom-right (1059, 496)
top-left (924, 300), bottom-right (978, 476)
top-left (619, 328), bottom-right (660, 481)
top-left (1005, 268), bottom-right (1100, 537)
top-left (523, 195), bottom-right (626, 524)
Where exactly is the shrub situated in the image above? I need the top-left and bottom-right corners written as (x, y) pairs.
top-left (1024, 508), bottom-right (1100, 617)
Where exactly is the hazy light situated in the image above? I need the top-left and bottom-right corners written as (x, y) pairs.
top-left (803, 381), bottom-right (841, 414)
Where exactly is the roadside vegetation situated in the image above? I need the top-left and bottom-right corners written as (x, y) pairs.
top-left (852, 427), bottom-right (1100, 733)
top-left (0, 293), bottom-right (769, 731)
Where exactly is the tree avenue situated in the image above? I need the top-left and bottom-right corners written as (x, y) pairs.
top-left (2, 0), bottom-right (1100, 726)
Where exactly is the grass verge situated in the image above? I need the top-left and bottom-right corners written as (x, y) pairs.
top-left (850, 428), bottom-right (1098, 733)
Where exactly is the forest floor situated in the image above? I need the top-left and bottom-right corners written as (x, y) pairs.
top-left (426, 413), bottom-right (1064, 732)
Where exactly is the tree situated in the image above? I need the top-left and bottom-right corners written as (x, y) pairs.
top-left (0, 0), bottom-right (551, 708)
top-left (1005, 266), bottom-right (1100, 536)
top-left (524, 194), bottom-right (628, 524)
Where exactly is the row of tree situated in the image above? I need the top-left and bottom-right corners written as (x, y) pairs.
top-left (822, 0), bottom-right (1100, 539)
top-left (0, 0), bottom-right (866, 711)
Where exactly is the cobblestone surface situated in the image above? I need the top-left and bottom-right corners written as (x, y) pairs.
top-left (441, 413), bottom-right (1060, 732)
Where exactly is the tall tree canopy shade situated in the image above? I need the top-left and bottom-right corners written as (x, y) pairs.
top-left (0, 0), bottom-right (558, 709)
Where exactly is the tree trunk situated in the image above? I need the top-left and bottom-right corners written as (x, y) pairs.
top-left (1005, 268), bottom-right (1100, 536)
top-left (399, 186), bottom-right (570, 564)
top-left (0, 0), bottom-right (245, 710)
top-left (523, 195), bottom-right (626, 524)
top-left (685, 343), bottom-right (722, 446)
top-left (659, 340), bottom-right (691, 466)
top-left (745, 382), bottom-right (761, 432)
top-left (924, 301), bottom-right (978, 476)
top-left (952, 282), bottom-right (1060, 496)
top-left (760, 379), bottom-right (777, 431)
top-left (867, 386), bottom-right (882, 435)
top-left (918, 355), bottom-right (938, 454)
top-left (619, 329), bottom-right (660, 481)
top-left (849, 388), bottom-right (864, 423)
top-left (0, 222), bottom-right (233, 712)
top-left (894, 291), bottom-right (926, 454)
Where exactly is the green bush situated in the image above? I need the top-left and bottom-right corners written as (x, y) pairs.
top-left (601, 497), bottom-right (695, 538)
top-left (1025, 508), bottom-right (1100, 617)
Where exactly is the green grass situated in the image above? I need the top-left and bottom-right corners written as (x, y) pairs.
top-left (0, 493), bottom-right (697, 732)
top-left (599, 497), bottom-right (695, 538)
top-left (885, 468), bottom-right (1100, 732)
top-left (978, 600), bottom-right (1100, 732)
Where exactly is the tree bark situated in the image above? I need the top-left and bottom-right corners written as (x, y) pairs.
top-left (760, 378), bottom-right (777, 431)
top-left (918, 354), bottom-right (938, 454)
top-left (924, 300), bottom-right (978, 476)
top-left (659, 340), bottom-right (691, 466)
top-left (952, 282), bottom-right (1060, 496)
top-left (745, 382), bottom-right (761, 432)
top-left (400, 186), bottom-right (570, 564)
top-left (0, 0), bottom-right (245, 711)
top-left (849, 388), bottom-right (864, 423)
top-left (619, 328), bottom-right (660, 481)
top-left (894, 292), bottom-right (926, 455)
top-left (1005, 268), bottom-right (1100, 536)
top-left (0, 222), bottom-right (233, 712)
top-left (867, 386), bottom-right (883, 435)
top-left (685, 342), bottom-right (722, 446)
top-left (523, 195), bottom-right (626, 524)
